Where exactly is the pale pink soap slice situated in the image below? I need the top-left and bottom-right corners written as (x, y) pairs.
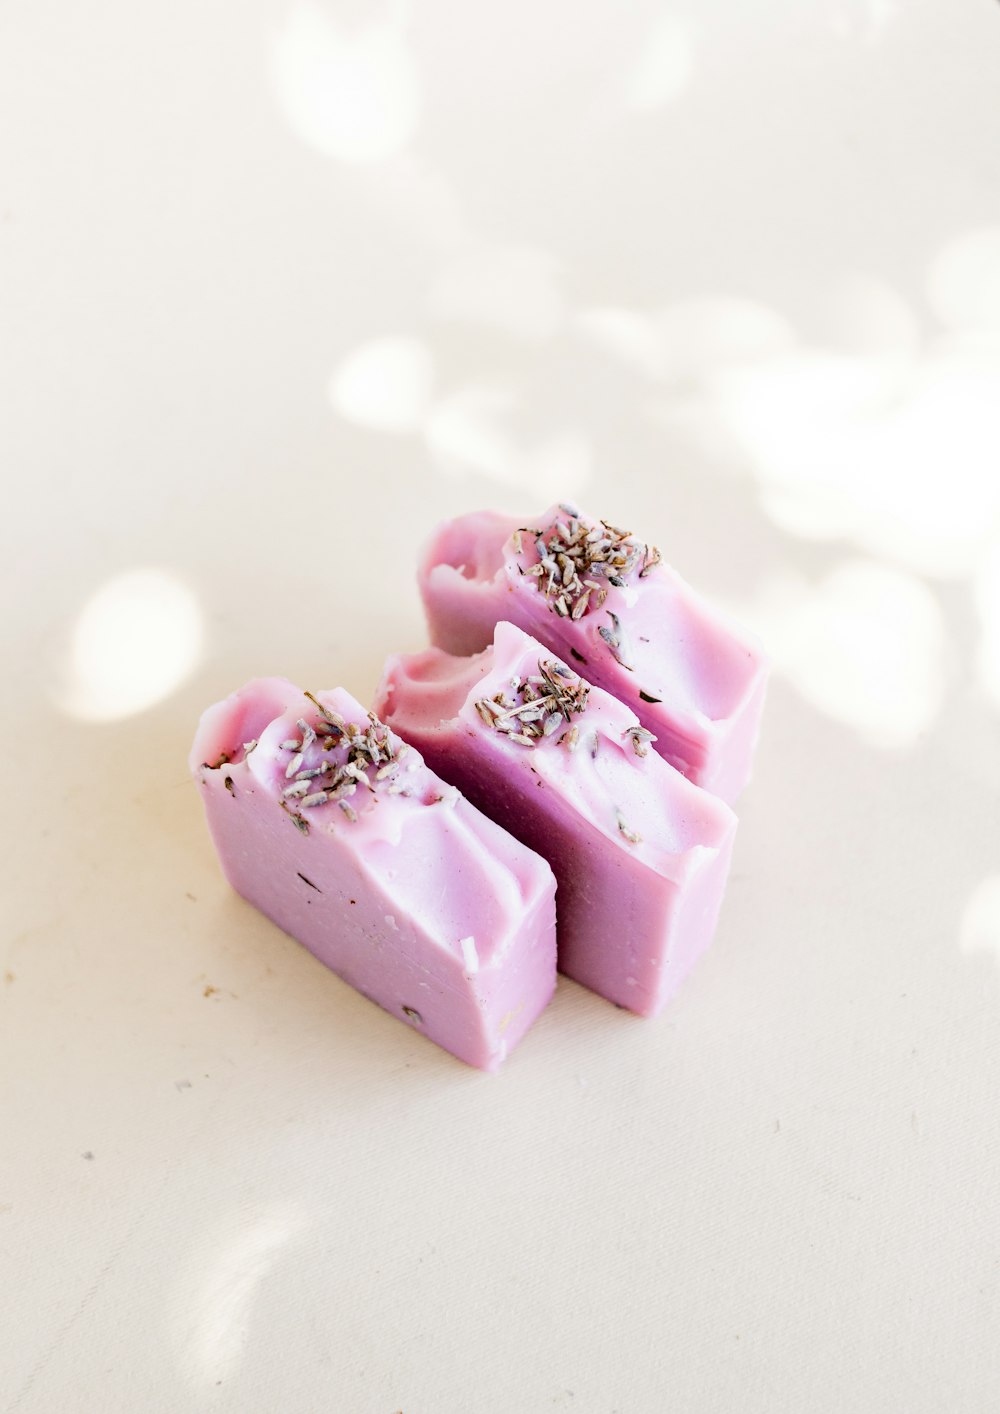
top-left (418, 505), bottom-right (768, 802)
top-left (374, 622), bottom-right (737, 1017)
top-left (189, 677), bottom-right (556, 1070)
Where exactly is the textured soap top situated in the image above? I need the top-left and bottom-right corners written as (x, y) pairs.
top-left (378, 621), bottom-right (736, 881)
top-left (505, 504), bottom-right (755, 722)
top-left (190, 677), bottom-right (552, 975)
top-left (510, 507), bottom-right (661, 622)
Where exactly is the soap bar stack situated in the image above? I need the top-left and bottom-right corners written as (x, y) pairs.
top-left (418, 506), bottom-right (767, 802)
top-left (191, 503), bottom-right (767, 1068)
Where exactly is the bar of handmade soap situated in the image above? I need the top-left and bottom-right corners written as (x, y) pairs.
top-left (189, 677), bottom-right (556, 1070)
top-left (418, 505), bottom-right (768, 802)
top-left (374, 623), bottom-right (737, 1017)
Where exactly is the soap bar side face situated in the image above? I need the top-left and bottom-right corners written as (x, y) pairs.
top-left (418, 505), bottom-right (769, 801)
top-left (375, 623), bottom-right (737, 1017)
top-left (192, 680), bottom-right (557, 1070)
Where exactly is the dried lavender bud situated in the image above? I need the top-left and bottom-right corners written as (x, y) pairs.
top-left (473, 657), bottom-right (590, 750)
top-left (518, 511), bottom-right (660, 619)
top-left (616, 810), bottom-right (642, 845)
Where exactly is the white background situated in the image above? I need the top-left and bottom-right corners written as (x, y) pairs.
top-left (3, 2), bottom-right (1000, 1410)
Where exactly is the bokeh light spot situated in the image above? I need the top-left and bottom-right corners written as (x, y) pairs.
top-left (64, 569), bottom-right (203, 722)
top-left (744, 562), bottom-right (945, 749)
top-left (718, 345), bottom-right (1000, 579)
top-left (271, 2), bottom-right (420, 163)
top-left (960, 876), bottom-right (1000, 964)
top-left (175, 1206), bottom-right (305, 1388)
top-left (329, 334), bottom-right (434, 433)
top-left (625, 14), bottom-right (694, 110)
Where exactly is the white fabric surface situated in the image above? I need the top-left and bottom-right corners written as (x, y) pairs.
top-left (3, 2), bottom-right (1000, 1410)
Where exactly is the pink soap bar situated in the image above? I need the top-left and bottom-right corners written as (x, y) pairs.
top-left (418, 505), bottom-right (768, 802)
top-left (189, 677), bottom-right (556, 1070)
top-left (374, 622), bottom-right (737, 1017)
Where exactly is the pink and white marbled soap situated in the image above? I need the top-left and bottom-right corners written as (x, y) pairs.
top-left (374, 622), bottom-right (738, 1016)
top-left (190, 677), bottom-right (556, 1070)
top-left (418, 505), bottom-right (768, 803)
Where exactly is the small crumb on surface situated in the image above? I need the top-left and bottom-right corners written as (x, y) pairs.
top-left (82, 1151), bottom-right (94, 1161)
